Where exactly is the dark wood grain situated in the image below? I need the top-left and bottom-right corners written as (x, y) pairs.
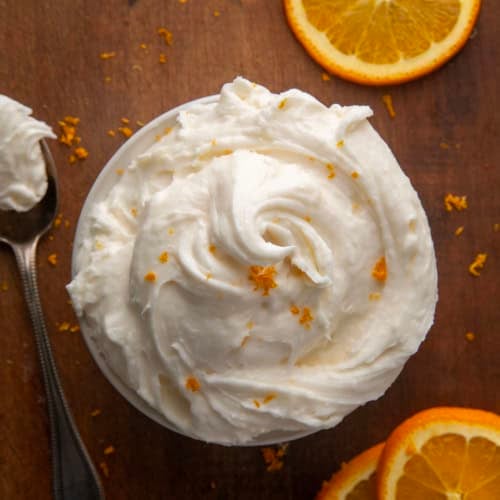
top-left (0, 1), bottom-right (498, 499)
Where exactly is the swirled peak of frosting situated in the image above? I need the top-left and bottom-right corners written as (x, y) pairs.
top-left (0, 95), bottom-right (55, 212)
top-left (69, 78), bottom-right (437, 445)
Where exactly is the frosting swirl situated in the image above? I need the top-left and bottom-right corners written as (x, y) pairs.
top-left (0, 95), bottom-right (55, 212)
top-left (69, 78), bottom-right (437, 444)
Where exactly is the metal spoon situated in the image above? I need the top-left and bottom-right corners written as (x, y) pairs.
top-left (0, 141), bottom-right (105, 500)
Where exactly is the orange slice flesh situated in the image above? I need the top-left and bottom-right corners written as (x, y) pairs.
top-left (316, 443), bottom-right (384, 500)
top-left (283, 0), bottom-right (482, 85)
top-left (377, 407), bottom-right (500, 499)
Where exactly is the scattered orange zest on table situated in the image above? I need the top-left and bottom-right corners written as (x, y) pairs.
top-left (444, 193), bottom-right (467, 211)
top-left (261, 444), bottom-right (288, 472)
top-left (469, 253), bottom-right (487, 277)
top-left (48, 254), bottom-right (58, 266)
top-left (382, 94), bottom-right (396, 118)
top-left (99, 52), bottom-right (116, 60)
top-left (157, 27), bottom-right (173, 46)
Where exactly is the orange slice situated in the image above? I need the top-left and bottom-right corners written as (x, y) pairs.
top-left (316, 443), bottom-right (384, 499)
top-left (377, 407), bottom-right (500, 499)
top-left (283, 0), bottom-right (482, 85)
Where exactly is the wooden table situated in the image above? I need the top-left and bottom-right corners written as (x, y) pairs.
top-left (1, 2), bottom-right (498, 499)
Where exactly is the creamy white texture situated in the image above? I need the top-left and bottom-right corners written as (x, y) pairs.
top-left (0, 95), bottom-right (55, 212)
top-left (69, 78), bottom-right (437, 445)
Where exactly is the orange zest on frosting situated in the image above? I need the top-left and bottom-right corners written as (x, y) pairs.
top-left (263, 394), bottom-right (276, 404)
top-left (372, 257), bottom-right (387, 282)
top-left (158, 252), bottom-right (169, 263)
top-left (248, 265), bottom-right (278, 296)
top-left (144, 271), bottom-right (157, 282)
top-left (299, 307), bottom-right (313, 329)
top-left (185, 376), bottom-right (201, 392)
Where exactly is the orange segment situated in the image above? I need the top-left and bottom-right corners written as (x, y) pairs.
top-left (377, 407), bottom-right (500, 499)
top-left (316, 443), bottom-right (383, 500)
top-left (283, 0), bottom-right (482, 85)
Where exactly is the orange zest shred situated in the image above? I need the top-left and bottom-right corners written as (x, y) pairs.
top-left (253, 400), bottom-right (261, 408)
top-left (321, 72), bottom-right (331, 81)
top-left (246, 321), bottom-right (254, 330)
top-left (185, 376), bottom-right (201, 392)
top-left (248, 265), bottom-right (278, 296)
top-left (263, 394), bottom-right (276, 404)
top-left (351, 171), bottom-right (359, 179)
top-left (130, 207), bottom-right (138, 217)
top-left (369, 292), bottom-right (381, 301)
top-left (299, 307), bottom-right (313, 329)
top-left (118, 126), bottom-right (133, 138)
top-left (48, 254), bottom-right (58, 266)
top-left (158, 251), bottom-right (169, 263)
top-left (1, 281), bottom-right (8, 292)
top-left (325, 163), bottom-right (335, 179)
top-left (159, 53), bottom-right (167, 64)
top-left (468, 253), bottom-right (487, 277)
top-left (455, 226), bottom-right (465, 236)
top-left (58, 322), bottom-right (70, 332)
top-left (382, 94), bottom-right (396, 118)
top-left (69, 154), bottom-right (77, 165)
top-left (90, 408), bottom-right (102, 417)
top-left (278, 98), bottom-right (287, 109)
top-left (261, 444), bottom-right (288, 472)
top-left (104, 76), bottom-right (112, 83)
top-left (104, 446), bottom-right (115, 455)
top-left (493, 223), bottom-right (499, 232)
top-left (107, 130), bottom-right (116, 137)
top-left (120, 117), bottom-right (130, 124)
top-left (157, 27), bottom-right (173, 45)
top-left (372, 257), bottom-right (387, 282)
top-left (214, 10), bottom-right (221, 17)
top-left (74, 147), bottom-right (89, 160)
top-left (336, 140), bottom-right (344, 148)
top-left (290, 304), bottom-right (300, 315)
top-left (99, 52), bottom-right (116, 60)
top-left (144, 271), bottom-right (157, 282)
top-left (116, 168), bottom-right (124, 175)
top-left (70, 325), bottom-right (80, 333)
top-left (99, 461), bottom-right (109, 478)
top-left (465, 332), bottom-right (475, 342)
top-left (444, 193), bottom-right (467, 211)
top-left (440, 141), bottom-right (450, 150)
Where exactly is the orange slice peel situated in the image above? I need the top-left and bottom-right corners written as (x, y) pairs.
top-left (316, 443), bottom-right (384, 499)
top-left (284, 0), bottom-right (482, 85)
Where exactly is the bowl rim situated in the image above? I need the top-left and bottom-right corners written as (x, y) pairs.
top-left (70, 95), bottom-right (315, 446)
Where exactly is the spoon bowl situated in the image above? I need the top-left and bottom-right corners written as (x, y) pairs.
top-left (0, 141), bottom-right (58, 244)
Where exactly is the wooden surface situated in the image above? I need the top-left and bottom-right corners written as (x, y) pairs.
top-left (0, 1), bottom-right (498, 499)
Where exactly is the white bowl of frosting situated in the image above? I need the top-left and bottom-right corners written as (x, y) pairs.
top-left (69, 78), bottom-right (438, 446)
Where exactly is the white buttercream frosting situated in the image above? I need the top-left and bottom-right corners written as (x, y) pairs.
top-left (69, 78), bottom-right (437, 445)
top-left (0, 95), bottom-right (55, 212)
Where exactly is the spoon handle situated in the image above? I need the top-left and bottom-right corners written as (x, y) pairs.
top-left (13, 239), bottom-right (105, 500)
